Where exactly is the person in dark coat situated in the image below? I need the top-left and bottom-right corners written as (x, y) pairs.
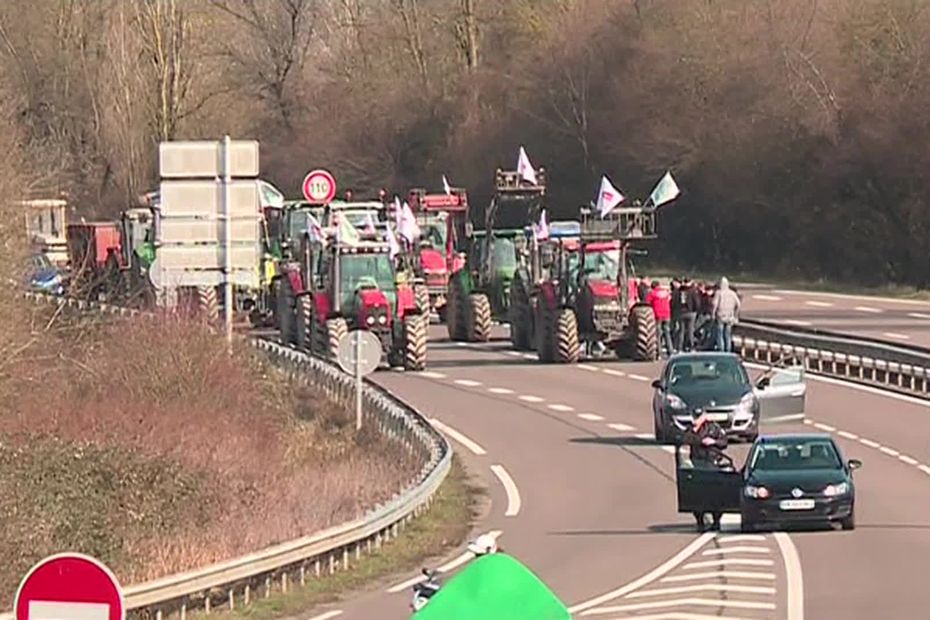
top-left (682, 413), bottom-right (729, 530)
top-left (670, 278), bottom-right (683, 352)
top-left (675, 278), bottom-right (702, 352)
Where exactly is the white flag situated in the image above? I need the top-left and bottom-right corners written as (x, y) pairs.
top-left (595, 175), bottom-right (625, 217)
top-left (442, 175), bottom-right (452, 195)
top-left (306, 213), bottom-right (325, 245)
top-left (336, 213), bottom-right (360, 246)
top-left (398, 201), bottom-right (421, 243)
top-left (649, 171), bottom-right (681, 208)
top-left (517, 146), bottom-right (538, 185)
top-left (385, 220), bottom-right (401, 260)
top-left (393, 196), bottom-right (403, 227)
top-left (532, 209), bottom-right (549, 241)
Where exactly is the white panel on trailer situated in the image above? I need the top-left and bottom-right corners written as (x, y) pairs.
top-left (158, 181), bottom-right (259, 217)
top-left (159, 141), bottom-right (259, 178)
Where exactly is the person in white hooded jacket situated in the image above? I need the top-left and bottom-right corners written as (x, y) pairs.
top-left (711, 276), bottom-right (741, 352)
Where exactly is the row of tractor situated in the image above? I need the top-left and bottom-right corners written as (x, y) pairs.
top-left (23, 159), bottom-right (664, 373)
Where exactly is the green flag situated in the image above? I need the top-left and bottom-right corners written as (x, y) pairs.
top-left (337, 214), bottom-right (360, 246)
top-left (649, 170), bottom-right (681, 207)
top-left (412, 553), bottom-right (571, 620)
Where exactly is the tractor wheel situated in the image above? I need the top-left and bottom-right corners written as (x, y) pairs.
top-left (295, 295), bottom-right (313, 353)
top-left (276, 280), bottom-right (295, 344)
top-left (446, 275), bottom-right (467, 341)
top-left (509, 278), bottom-right (532, 350)
top-left (402, 315), bottom-right (428, 371)
top-left (535, 301), bottom-right (555, 363)
top-left (196, 286), bottom-right (219, 323)
top-left (465, 293), bottom-right (492, 342)
top-left (325, 317), bottom-right (348, 361)
top-left (414, 284), bottom-right (430, 318)
top-left (629, 305), bottom-right (659, 361)
top-left (553, 309), bottom-right (581, 364)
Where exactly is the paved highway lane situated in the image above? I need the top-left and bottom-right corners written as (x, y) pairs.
top-left (314, 323), bottom-right (930, 619)
top-left (738, 286), bottom-right (930, 346)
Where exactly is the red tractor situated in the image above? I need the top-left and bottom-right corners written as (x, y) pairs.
top-left (406, 187), bottom-right (469, 322)
top-left (275, 220), bottom-right (428, 371)
top-left (534, 206), bottom-right (659, 363)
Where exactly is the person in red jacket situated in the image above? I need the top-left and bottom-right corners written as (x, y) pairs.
top-left (645, 280), bottom-right (674, 357)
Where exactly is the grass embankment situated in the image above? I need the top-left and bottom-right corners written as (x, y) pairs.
top-left (0, 308), bottom-right (423, 602)
top-left (643, 264), bottom-right (930, 301)
top-left (211, 456), bottom-right (482, 620)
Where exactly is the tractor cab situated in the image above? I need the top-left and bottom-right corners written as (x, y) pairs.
top-left (322, 200), bottom-right (385, 232)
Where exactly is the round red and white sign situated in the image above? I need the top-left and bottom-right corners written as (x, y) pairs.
top-left (302, 169), bottom-right (337, 204)
top-left (15, 553), bottom-right (125, 620)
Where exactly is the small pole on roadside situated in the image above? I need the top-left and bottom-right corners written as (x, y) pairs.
top-left (355, 332), bottom-right (363, 431)
top-left (221, 134), bottom-right (234, 353)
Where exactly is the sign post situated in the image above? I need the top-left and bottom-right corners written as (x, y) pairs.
top-left (336, 330), bottom-right (382, 430)
top-left (14, 553), bottom-right (125, 620)
top-left (221, 136), bottom-right (233, 348)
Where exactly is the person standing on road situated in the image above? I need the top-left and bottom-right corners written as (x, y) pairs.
top-left (683, 413), bottom-right (729, 531)
top-left (637, 276), bottom-right (651, 304)
top-left (712, 276), bottom-right (741, 352)
top-left (645, 280), bottom-right (674, 357)
top-left (670, 278), bottom-right (683, 352)
top-left (676, 278), bottom-right (701, 352)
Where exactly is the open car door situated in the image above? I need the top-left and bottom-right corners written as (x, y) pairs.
top-left (675, 445), bottom-right (743, 514)
top-left (754, 364), bottom-right (806, 424)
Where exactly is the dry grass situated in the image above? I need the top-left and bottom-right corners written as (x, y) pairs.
top-left (0, 309), bottom-right (421, 602)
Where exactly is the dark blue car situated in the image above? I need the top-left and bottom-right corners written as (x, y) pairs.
top-left (25, 253), bottom-right (65, 296)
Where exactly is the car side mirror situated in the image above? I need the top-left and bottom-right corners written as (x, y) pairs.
top-left (651, 379), bottom-right (663, 390)
top-left (755, 376), bottom-right (771, 389)
top-left (848, 459), bottom-right (862, 470)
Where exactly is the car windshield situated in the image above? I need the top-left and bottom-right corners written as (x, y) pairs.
top-left (420, 220), bottom-right (448, 249)
top-left (749, 439), bottom-right (843, 471)
top-left (667, 357), bottom-right (749, 389)
top-left (288, 209), bottom-right (322, 241)
top-left (567, 249), bottom-right (620, 281)
top-left (30, 254), bottom-right (52, 271)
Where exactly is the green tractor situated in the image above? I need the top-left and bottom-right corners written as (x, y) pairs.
top-left (446, 167), bottom-right (546, 342)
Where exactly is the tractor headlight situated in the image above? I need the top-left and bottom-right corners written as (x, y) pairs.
top-left (366, 315), bottom-right (376, 326)
top-left (378, 315), bottom-right (388, 325)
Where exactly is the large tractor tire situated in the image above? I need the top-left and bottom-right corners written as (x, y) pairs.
top-left (402, 315), bottom-right (428, 371)
top-left (464, 293), bottom-right (492, 342)
top-left (509, 277), bottom-right (533, 350)
top-left (446, 275), bottom-right (467, 341)
top-left (630, 305), bottom-right (659, 361)
top-left (324, 317), bottom-right (348, 361)
top-left (196, 286), bottom-right (219, 323)
top-left (295, 295), bottom-right (313, 353)
top-left (553, 308), bottom-right (581, 364)
top-left (414, 284), bottom-right (431, 319)
top-left (535, 301), bottom-right (555, 363)
top-left (276, 280), bottom-right (296, 344)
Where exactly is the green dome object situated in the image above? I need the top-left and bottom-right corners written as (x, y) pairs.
top-left (412, 553), bottom-right (570, 620)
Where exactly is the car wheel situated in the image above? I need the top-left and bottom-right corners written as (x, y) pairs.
top-left (841, 509), bottom-right (855, 531)
top-left (654, 414), bottom-right (666, 443)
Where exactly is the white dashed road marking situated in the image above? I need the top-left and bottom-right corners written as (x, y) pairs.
top-left (716, 534), bottom-right (767, 544)
top-left (899, 455), bottom-right (919, 465)
top-left (490, 464), bottom-right (522, 517)
top-left (813, 422), bottom-right (836, 432)
top-left (577, 413), bottom-right (604, 421)
top-left (879, 446), bottom-right (900, 457)
top-left (854, 306), bottom-right (883, 313)
top-left (859, 438), bottom-right (881, 448)
top-left (578, 364), bottom-right (600, 372)
top-left (752, 294), bottom-right (783, 301)
top-left (608, 423), bottom-right (636, 432)
top-left (307, 611), bottom-right (343, 620)
top-left (883, 332), bottom-right (910, 340)
top-left (604, 369), bottom-right (627, 377)
top-left (420, 371), bottom-right (447, 379)
top-left (487, 387), bottom-right (514, 394)
top-left (454, 379), bottom-right (482, 387)
top-left (783, 319), bottom-right (813, 327)
top-left (518, 395), bottom-right (544, 403)
top-left (908, 312), bottom-right (930, 320)
top-left (547, 403), bottom-right (575, 412)
top-left (805, 300), bottom-right (834, 307)
top-left (919, 465), bottom-right (930, 475)
top-left (628, 373), bottom-right (651, 382)
top-left (837, 430), bottom-right (859, 440)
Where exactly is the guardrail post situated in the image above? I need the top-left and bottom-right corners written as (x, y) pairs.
top-left (315, 558), bottom-right (321, 577)
top-left (355, 542), bottom-right (361, 560)
top-left (265, 576), bottom-right (271, 598)
top-left (282, 573), bottom-right (288, 594)
top-left (228, 589), bottom-right (235, 610)
top-left (180, 603), bottom-right (187, 620)
top-left (204, 597), bottom-right (211, 614)
top-left (244, 585), bottom-right (250, 605)
top-left (329, 553), bottom-right (336, 575)
top-left (300, 564), bottom-right (306, 586)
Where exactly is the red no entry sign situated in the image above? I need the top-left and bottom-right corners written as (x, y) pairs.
top-left (302, 169), bottom-right (337, 204)
top-left (14, 554), bottom-right (125, 620)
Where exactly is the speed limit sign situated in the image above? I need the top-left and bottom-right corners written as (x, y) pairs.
top-left (302, 169), bottom-right (337, 204)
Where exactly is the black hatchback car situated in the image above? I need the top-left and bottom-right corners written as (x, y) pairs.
top-left (675, 433), bottom-right (862, 532)
top-left (652, 352), bottom-right (807, 443)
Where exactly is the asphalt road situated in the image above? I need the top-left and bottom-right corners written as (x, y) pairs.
top-left (307, 323), bottom-right (930, 620)
top-left (736, 284), bottom-right (930, 348)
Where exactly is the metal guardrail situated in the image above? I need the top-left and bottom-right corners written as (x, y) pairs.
top-left (735, 319), bottom-right (930, 399)
top-left (16, 293), bottom-right (453, 619)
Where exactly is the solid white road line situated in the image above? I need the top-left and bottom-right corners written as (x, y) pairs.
top-left (837, 430), bottom-right (859, 440)
top-left (603, 614), bottom-right (761, 620)
top-left (635, 433), bottom-right (655, 440)
top-left (577, 413), bottom-right (605, 421)
top-left (626, 583), bottom-right (776, 598)
top-left (715, 534), bottom-right (767, 544)
top-left (490, 464), bottom-right (522, 517)
top-left (883, 332), bottom-right (911, 340)
top-left (487, 386), bottom-right (514, 394)
top-left (773, 288), bottom-right (930, 305)
top-left (518, 394), bottom-right (544, 403)
top-left (307, 612), bottom-right (343, 620)
top-left (454, 379), bottom-right (482, 387)
top-left (386, 530), bottom-right (503, 592)
top-left (783, 319), bottom-right (813, 327)
top-left (629, 373), bottom-right (651, 382)
top-left (774, 532), bottom-right (804, 620)
top-left (420, 371), bottom-right (447, 379)
top-left (660, 570), bottom-right (775, 583)
top-left (908, 312), bottom-right (930, 320)
top-left (428, 418), bottom-right (487, 455)
top-left (581, 598), bottom-right (776, 615)
top-left (805, 300), bottom-right (833, 307)
top-left (568, 533), bottom-right (716, 614)
top-left (521, 353), bottom-right (536, 360)
top-left (684, 559), bottom-right (774, 569)
top-left (608, 423), bottom-right (636, 432)
top-left (604, 368), bottom-right (627, 377)
top-left (548, 403), bottom-right (575, 412)
top-left (752, 294), bottom-right (783, 301)
top-left (701, 546), bottom-right (771, 556)
top-left (854, 306), bottom-right (883, 313)
top-left (505, 350), bottom-right (522, 357)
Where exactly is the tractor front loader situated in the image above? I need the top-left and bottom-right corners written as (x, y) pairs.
top-left (534, 206), bottom-right (659, 363)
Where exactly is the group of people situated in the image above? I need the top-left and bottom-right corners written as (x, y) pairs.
top-left (639, 275), bottom-right (742, 357)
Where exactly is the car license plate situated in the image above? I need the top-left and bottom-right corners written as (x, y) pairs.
top-left (779, 499), bottom-right (815, 511)
top-left (707, 413), bottom-right (729, 422)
